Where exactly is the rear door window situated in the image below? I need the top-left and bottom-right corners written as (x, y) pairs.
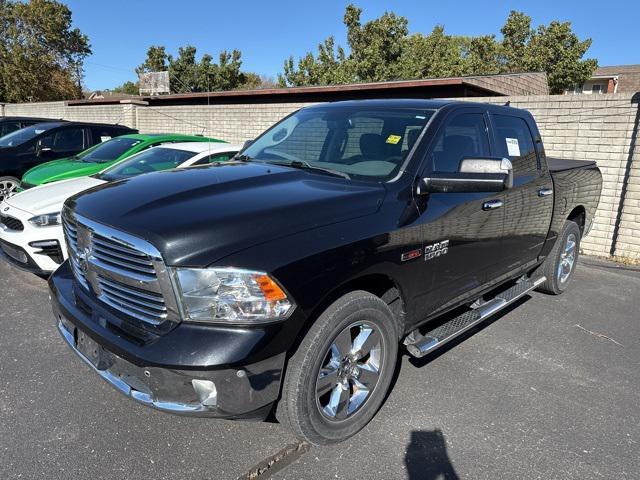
top-left (492, 115), bottom-right (538, 176)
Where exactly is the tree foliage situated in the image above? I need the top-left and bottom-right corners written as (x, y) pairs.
top-left (280, 5), bottom-right (597, 93)
top-left (0, 0), bottom-right (91, 102)
top-left (136, 45), bottom-right (261, 93)
top-left (111, 80), bottom-right (139, 95)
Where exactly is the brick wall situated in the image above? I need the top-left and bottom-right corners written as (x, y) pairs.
top-left (2, 93), bottom-right (638, 259)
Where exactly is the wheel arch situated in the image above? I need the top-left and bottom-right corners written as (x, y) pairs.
top-left (289, 273), bottom-right (407, 357)
top-left (567, 205), bottom-right (586, 234)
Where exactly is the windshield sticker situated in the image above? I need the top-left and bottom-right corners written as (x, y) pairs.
top-left (506, 138), bottom-right (520, 157)
top-left (100, 136), bottom-right (112, 142)
top-left (386, 134), bottom-right (402, 145)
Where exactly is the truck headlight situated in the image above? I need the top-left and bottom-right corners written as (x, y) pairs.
top-left (173, 267), bottom-right (294, 324)
top-left (28, 212), bottom-right (61, 227)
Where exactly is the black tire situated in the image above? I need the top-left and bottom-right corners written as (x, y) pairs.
top-left (277, 290), bottom-right (399, 445)
top-left (0, 176), bottom-right (20, 203)
top-left (536, 220), bottom-right (581, 295)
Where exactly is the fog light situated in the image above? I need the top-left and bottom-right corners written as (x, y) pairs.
top-left (192, 379), bottom-right (217, 406)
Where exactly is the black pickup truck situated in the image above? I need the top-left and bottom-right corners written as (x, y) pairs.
top-left (49, 100), bottom-right (602, 445)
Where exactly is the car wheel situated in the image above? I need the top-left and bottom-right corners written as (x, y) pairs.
top-left (278, 290), bottom-right (399, 445)
top-left (536, 220), bottom-right (581, 295)
top-left (0, 177), bottom-right (20, 203)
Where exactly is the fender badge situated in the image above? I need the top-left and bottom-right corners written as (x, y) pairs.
top-left (401, 248), bottom-right (422, 262)
top-left (2, 207), bottom-right (8, 212)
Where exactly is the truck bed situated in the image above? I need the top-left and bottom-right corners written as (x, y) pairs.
top-left (547, 157), bottom-right (597, 172)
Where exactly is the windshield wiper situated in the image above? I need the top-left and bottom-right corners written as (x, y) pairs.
top-left (270, 160), bottom-right (350, 179)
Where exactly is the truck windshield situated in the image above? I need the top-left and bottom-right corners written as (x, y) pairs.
top-left (242, 106), bottom-right (435, 181)
top-left (97, 147), bottom-right (195, 182)
top-left (0, 124), bottom-right (54, 147)
top-left (79, 137), bottom-right (142, 163)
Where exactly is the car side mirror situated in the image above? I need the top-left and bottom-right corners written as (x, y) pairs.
top-left (37, 146), bottom-right (53, 157)
top-left (242, 139), bottom-right (253, 150)
top-left (417, 157), bottom-right (513, 194)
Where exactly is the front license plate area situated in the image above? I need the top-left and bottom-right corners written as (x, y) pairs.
top-left (76, 329), bottom-right (107, 370)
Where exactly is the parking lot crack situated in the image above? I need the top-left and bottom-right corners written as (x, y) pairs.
top-left (238, 441), bottom-right (311, 480)
top-left (574, 324), bottom-right (623, 347)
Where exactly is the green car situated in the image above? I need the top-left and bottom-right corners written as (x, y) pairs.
top-left (21, 133), bottom-right (224, 188)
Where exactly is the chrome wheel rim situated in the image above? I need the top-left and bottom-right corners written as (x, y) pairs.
top-left (557, 233), bottom-right (577, 284)
top-left (315, 321), bottom-right (384, 421)
top-left (0, 179), bottom-right (18, 203)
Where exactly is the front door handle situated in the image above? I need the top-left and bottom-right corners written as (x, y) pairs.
top-left (482, 199), bottom-right (503, 211)
top-left (538, 188), bottom-right (553, 197)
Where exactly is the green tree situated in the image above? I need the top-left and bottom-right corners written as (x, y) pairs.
top-left (135, 45), bottom-right (169, 74)
top-left (0, 0), bottom-right (91, 102)
top-left (280, 4), bottom-right (597, 94)
top-left (136, 45), bottom-right (260, 93)
top-left (398, 26), bottom-right (467, 79)
top-left (111, 80), bottom-right (139, 95)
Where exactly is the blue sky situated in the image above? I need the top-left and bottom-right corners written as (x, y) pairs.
top-left (67, 0), bottom-right (640, 91)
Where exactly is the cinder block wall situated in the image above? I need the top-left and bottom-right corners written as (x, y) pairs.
top-left (136, 103), bottom-right (313, 143)
top-left (459, 93), bottom-right (639, 259)
top-left (2, 93), bottom-right (638, 259)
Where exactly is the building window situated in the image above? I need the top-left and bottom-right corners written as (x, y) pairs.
top-left (573, 85), bottom-right (583, 94)
top-left (591, 84), bottom-right (607, 94)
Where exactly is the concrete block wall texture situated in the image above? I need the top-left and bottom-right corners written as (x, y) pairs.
top-left (1, 92), bottom-right (638, 259)
top-left (458, 93), bottom-right (639, 259)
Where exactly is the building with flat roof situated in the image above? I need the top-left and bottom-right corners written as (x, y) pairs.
top-left (66, 72), bottom-right (549, 107)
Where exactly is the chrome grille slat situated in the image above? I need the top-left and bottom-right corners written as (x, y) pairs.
top-left (99, 284), bottom-right (167, 314)
top-left (92, 237), bottom-right (150, 259)
top-left (98, 277), bottom-right (166, 304)
top-left (99, 295), bottom-right (166, 325)
top-left (92, 251), bottom-right (156, 275)
top-left (62, 209), bottom-right (176, 327)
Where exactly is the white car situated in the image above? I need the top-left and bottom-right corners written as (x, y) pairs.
top-left (0, 142), bottom-right (241, 274)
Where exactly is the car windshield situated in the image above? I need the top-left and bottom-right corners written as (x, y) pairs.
top-left (79, 137), bottom-right (143, 163)
top-left (0, 124), bottom-right (54, 147)
top-left (241, 106), bottom-right (436, 181)
top-left (97, 147), bottom-right (196, 182)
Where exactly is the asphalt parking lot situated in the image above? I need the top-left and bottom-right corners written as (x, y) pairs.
top-left (1, 257), bottom-right (639, 479)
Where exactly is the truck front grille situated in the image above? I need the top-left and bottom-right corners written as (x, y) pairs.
top-left (0, 214), bottom-right (24, 231)
top-left (62, 208), bottom-right (180, 329)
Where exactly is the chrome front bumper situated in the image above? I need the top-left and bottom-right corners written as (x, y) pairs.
top-left (56, 316), bottom-right (284, 420)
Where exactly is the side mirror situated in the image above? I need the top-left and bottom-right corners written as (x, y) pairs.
top-left (37, 146), bottom-right (53, 158)
top-left (418, 157), bottom-right (513, 194)
top-left (242, 139), bottom-right (253, 150)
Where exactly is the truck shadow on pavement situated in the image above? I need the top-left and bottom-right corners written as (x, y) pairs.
top-left (405, 430), bottom-right (460, 479)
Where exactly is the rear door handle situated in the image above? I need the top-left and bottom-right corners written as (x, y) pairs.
top-left (538, 188), bottom-right (553, 197)
top-left (482, 199), bottom-right (503, 210)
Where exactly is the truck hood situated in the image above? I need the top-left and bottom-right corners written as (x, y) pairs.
top-left (69, 162), bottom-right (386, 266)
top-left (23, 158), bottom-right (108, 185)
top-left (7, 176), bottom-right (105, 215)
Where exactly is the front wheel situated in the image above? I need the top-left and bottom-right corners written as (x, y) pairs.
top-left (278, 291), bottom-right (398, 445)
top-left (536, 220), bottom-right (581, 294)
top-left (0, 177), bottom-right (20, 203)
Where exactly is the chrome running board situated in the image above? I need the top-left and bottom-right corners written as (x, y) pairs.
top-left (405, 277), bottom-right (546, 358)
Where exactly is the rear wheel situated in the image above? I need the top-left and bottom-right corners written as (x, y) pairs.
top-left (536, 220), bottom-right (581, 294)
top-left (278, 291), bottom-right (398, 445)
top-left (0, 177), bottom-right (20, 203)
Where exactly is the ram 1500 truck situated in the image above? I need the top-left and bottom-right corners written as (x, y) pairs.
top-left (49, 100), bottom-right (602, 445)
